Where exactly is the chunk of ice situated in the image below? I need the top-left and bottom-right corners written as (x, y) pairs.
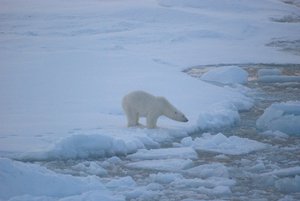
top-left (126, 158), bottom-right (194, 171)
top-left (256, 101), bottom-right (300, 135)
top-left (201, 66), bottom-right (248, 84)
top-left (127, 147), bottom-right (198, 160)
top-left (181, 133), bottom-right (267, 155)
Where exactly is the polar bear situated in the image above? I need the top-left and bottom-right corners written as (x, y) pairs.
top-left (122, 91), bottom-right (188, 128)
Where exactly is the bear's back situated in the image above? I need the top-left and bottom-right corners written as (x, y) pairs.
top-left (122, 91), bottom-right (158, 115)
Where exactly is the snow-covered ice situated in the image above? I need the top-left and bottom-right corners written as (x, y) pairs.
top-left (196, 102), bottom-right (242, 130)
top-left (178, 133), bottom-right (267, 155)
top-left (0, 158), bottom-right (121, 201)
top-left (201, 66), bottom-right (249, 84)
top-left (256, 101), bottom-right (300, 135)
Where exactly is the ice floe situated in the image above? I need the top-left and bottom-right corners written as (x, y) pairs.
top-left (178, 133), bottom-right (267, 155)
top-left (126, 158), bottom-right (194, 172)
top-left (259, 167), bottom-right (300, 194)
top-left (0, 158), bottom-right (120, 201)
top-left (260, 130), bottom-right (289, 139)
top-left (184, 163), bottom-right (229, 178)
top-left (258, 68), bottom-right (300, 83)
top-left (261, 166), bottom-right (300, 177)
top-left (71, 161), bottom-right (107, 176)
top-left (127, 147), bottom-right (198, 161)
top-left (275, 176), bottom-right (300, 193)
top-left (201, 66), bottom-right (249, 84)
top-left (170, 177), bottom-right (235, 196)
top-left (17, 129), bottom-right (163, 160)
top-left (149, 172), bottom-right (184, 184)
top-left (197, 102), bottom-right (241, 130)
top-left (256, 101), bottom-right (300, 135)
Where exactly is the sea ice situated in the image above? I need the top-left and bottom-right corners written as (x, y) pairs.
top-left (127, 147), bottom-right (198, 160)
top-left (71, 161), bottom-right (107, 176)
top-left (275, 175), bottom-right (300, 193)
top-left (17, 129), bottom-right (161, 160)
top-left (198, 185), bottom-right (232, 195)
top-left (185, 163), bottom-right (229, 178)
top-left (126, 158), bottom-right (194, 171)
top-left (201, 66), bottom-right (249, 85)
top-left (257, 68), bottom-right (300, 83)
top-left (260, 130), bottom-right (289, 139)
top-left (256, 101), bottom-right (300, 135)
top-left (257, 68), bottom-right (282, 77)
top-left (0, 158), bottom-right (117, 201)
top-left (170, 177), bottom-right (235, 195)
top-left (149, 172), bottom-right (183, 184)
top-left (180, 133), bottom-right (267, 155)
top-left (105, 176), bottom-right (136, 190)
top-left (256, 167), bottom-right (300, 195)
top-left (0, 0), bottom-right (300, 200)
top-left (258, 75), bottom-right (300, 83)
top-left (18, 134), bottom-right (129, 160)
top-left (197, 102), bottom-right (240, 130)
top-left (261, 166), bottom-right (300, 177)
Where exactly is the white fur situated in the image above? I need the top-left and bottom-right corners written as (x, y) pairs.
top-left (122, 91), bottom-right (188, 128)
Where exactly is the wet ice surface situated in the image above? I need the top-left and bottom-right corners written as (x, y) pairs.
top-left (35, 64), bottom-right (300, 201)
top-left (186, 64), bottom-right (300, 200)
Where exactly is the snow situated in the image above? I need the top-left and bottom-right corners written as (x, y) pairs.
top-left (179, 133), bottom-right (267, 155)
top-left (256, 101), bottom-right (300, 135)
top-left (0, 0), bottom-right (300, 200)
top-left (17, 129), bottom-right (162, 160)
top-left (201, 66), bottom-right (249, 84)
top-left (0, 0), bottom-right (298, 156)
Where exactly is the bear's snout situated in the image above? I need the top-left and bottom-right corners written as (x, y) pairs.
top-left (182, 115), bottom-right (188, 122)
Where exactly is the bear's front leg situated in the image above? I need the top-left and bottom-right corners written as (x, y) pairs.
top-left (146, 114), bottom-right (158, 129)
top-left (126, 111), bottom-right (139, 127)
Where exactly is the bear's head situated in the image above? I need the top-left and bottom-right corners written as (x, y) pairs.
top-left (158, 97), bottom-right (188, 123)
top-left (173, 110), bottom-right (189, 122)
